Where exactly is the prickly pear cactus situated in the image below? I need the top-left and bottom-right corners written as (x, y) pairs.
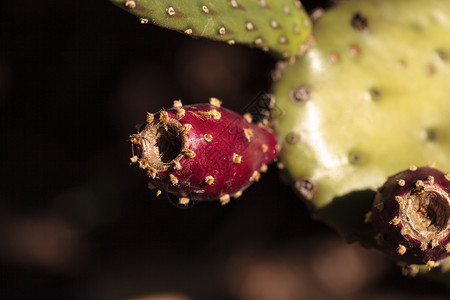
top-left (109, 0), bottom-right (312, 58)
top-left (130, 99), bottom-right (279, 205)
top-left (273, 0), bottom-right (450, 233)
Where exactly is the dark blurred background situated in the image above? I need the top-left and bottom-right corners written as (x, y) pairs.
top-left (1, 1), bottom-right (449, 299)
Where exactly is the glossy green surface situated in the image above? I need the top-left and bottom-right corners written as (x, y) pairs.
top-left (274, 0), bottom-right (450, 208)
top-left (110, 0), bottom-right (312, 59)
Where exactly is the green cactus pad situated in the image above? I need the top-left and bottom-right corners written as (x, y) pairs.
top-left (273, 0), bottom-right (450, 212)
top-left (110, 0), bottom-right (312, 59)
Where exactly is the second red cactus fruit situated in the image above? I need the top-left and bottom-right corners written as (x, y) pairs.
top-left (371, 166), bottom-right (450, 266)
top-left (130, 98), bottom-right (279, 205)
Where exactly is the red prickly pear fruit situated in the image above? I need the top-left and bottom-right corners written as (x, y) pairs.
top-left (371, 166), bottom-right (450, 265)
top-left (129, 99), bottom-right (279, 205)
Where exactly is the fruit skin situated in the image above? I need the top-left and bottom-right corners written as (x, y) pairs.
top-left (130, 100), bottom-right (279, 204)
top-left (109, 0), bottom-right (312, 59)
top-left (273, 0), bottom-right (450, 212)
top-left (371, 166), bottom-right (450, 265)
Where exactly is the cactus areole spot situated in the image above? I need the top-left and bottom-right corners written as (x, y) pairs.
top-left (135, 118), bottom-right (188, 172)
top-left (351, 12), bottom-right (368, 30)
top-left (371, 167), bottom-right (450, 264)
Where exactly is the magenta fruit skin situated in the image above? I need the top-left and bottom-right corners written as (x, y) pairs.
top-left (371, 166), bottom-right (450, 265)
top-left (130, 102), bottom-right (279, 203)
